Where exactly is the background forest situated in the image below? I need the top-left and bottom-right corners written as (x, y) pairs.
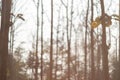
top-left (0, 0), bottom-right (120, 80)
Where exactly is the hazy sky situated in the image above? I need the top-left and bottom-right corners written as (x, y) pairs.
top-left (12, 0), bottom-right (119, 54)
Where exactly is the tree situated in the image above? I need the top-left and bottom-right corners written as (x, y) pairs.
top-left (119, 1), bottom-right (120, 80)
top-left (90, 0), bottom-right (95, 80)
top-left (34, 0), bottom-right (40, 80)
top-left (84, 0), bottom-right (89, 80)
top-left (0, 0), bottom-right (12, 80)
top-left (50, 0), bottom-right (53, 80)
top-left (40, 0), bottom-right (44, 80)
top-left (100, 0), bottom-right (109, 80)
top-left (9, 13), bottom-right (25, 54)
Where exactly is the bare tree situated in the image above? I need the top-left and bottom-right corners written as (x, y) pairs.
top-left (119, 1), bottom-right (120, 80)
top-left (84, 0), bottom-right (89, 80)
top-left (100, 0), bottom-right (109, 80)
top-left (50, 0), bottom-right (53, 80)
top-left (67, 0), bottom-right (73, 79)
top-left (35, 0), bottom-right (40, 80)
top-left (119, 1), bottom-right (120, 62)
top-left (0, 0), bottom-right (12, 80)
top-left (40, 0), bottom-right (44, 80)
top-left (90, 0), bottom-right (95, 80)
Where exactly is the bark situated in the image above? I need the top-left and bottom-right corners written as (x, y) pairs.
top-left (119, 0), bottom-right (120, 79)
top-left (84, 0), bottom-right (89, 80)
top-left (100, 0), bottom-right (109, 80)
top-left (67, 0), bottom-right (73, 79)
top-left (91, 0), bottom-right (95, 80)
top-left (97, 44), bottom-right (102, 80)
top-left (119, 0), bottom-right (120, 64)
top-left (74, 33), bottom-right (77, 80)
top-left (50, 0), bottom-right (53, 80)
top-left (35, 0), bottom-right (40, 80)
top-left (40, 0), bottom-right (44, 80)
top-left (0, 0), bottom-right (12, 80)
top-left (67, 0), bottom-right (73, 80)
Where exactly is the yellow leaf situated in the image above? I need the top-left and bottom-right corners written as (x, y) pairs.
top-left (91, 21), bottom-right (99, 28)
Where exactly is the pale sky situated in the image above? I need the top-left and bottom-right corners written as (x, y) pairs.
top-left (12, 0), bottom-right (119, 57)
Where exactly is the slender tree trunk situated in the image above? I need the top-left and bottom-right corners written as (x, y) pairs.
top-left (96, 28), bottom-right (102, 80)
top-left (66, 0), bottom-right (73, 79)
top-left (65, 0), bottom-right (71, 80)
top-left (67, 41), bottom-right (71, 80)
top-left (60, 1), bottom-right (69, 79)
top-left (100, 0), bottom-right (109, 80)
top-left (35, 0), bottom-right (40, 80)
top-left (61, 28), bottom-right (65, 80)
top-left (119, 0), bottom-right (120, 63)
top-left (119, 0), bottom-right (120, 79)
top-left (40, 0), bottom-right (44, 80)
top-left (55, 6), bottom-right (61, 80)
top-left (74, 34), bottom-right (77, 80)
top-left (55, 23), bottom-right (59, 80)
top-left (90, 0), bottom-right (95, 80)
top-left (119, 0), bottom-right (120, 65)
top-left (84, 0), bottom-right (89, 80)
top-left (0, 0), bottom-right (12, 80)
top-left (9, 17), bottom-right (15, 54)
top-left (97, 44), bottom-right (101, 80)
top-left (116, 38), bottom-right (117, 61)
top-left (0, 26), bottom-right (1, 79)
top-left (55, 25), bottom-right (59, 80)
top-left (50, 0), bottom-right (53, 80)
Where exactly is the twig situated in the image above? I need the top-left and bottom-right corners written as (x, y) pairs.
top-left (60, 0), bottom-right (67, 8)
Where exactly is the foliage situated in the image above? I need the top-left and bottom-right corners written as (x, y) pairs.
top-left (91, 14), bottom-right (120, 29)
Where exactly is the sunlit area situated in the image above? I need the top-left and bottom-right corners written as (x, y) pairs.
top-left (0, 0), bottom-right (120, 80)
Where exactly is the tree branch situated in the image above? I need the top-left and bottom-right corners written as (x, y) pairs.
top-left (60, 0), bottom-right (67, 8)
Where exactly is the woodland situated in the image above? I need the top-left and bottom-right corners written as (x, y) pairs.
top-left (0, 0), bottom-right (120, 80)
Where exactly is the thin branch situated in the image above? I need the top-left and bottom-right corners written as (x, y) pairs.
top-left (32, 0), bottom-right (37, 7)
top-left (60, 0), bottom-right (67, 8)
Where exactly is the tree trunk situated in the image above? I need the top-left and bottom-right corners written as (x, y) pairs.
top-left (91, 0), bottom-right (95, 80)
top-left (119, 0), bottom-right (120, 63)
top-left (96, 44), bottom-right (102, 80)
top-left (84, 0), bottom-right (89, 80)
top-left (40, 0), bottom-right (44, 80)
top-left (35, 0), bottom-right (40, 80)
top-left (100, 0), bottom-right (109, 80)
top-left (0, 0), bottom-right (12, 80)
top-left (50, 0), bottom-right (53, 80)
top-left (119, 0), bottom-right (120, 79)
top-left (67, 0), bottom-right (73, 79)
